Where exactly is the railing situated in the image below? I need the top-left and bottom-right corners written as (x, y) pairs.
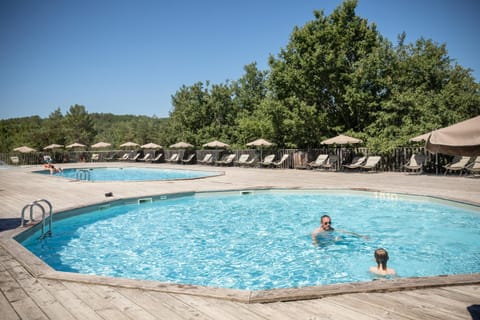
top-left (20, 199), bottom-right (53, 240)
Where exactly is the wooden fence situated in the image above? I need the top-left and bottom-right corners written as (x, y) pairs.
top-left (0, 147), bottom-right (455, 174)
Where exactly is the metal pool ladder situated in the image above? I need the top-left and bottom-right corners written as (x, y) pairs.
top-left (76, 169), bottom-right (91, 181)
top-left (21, 199), bottom-right (53, 240)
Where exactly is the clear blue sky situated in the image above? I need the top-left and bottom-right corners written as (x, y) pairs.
top-left (1, 0), bottom-right (478, 120)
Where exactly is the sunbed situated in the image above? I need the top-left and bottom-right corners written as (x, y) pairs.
top-left (319, 155), bottom-right (338, 170)
top-left (182, 153), bottom-right (196, 164)
top-left (272, 154), bottom-right (289, 168)
top-left (215, 154), bottom-right (236, 166)
top-left (259, 154), bottom-right (276, 167)
top-left (466, 156), bottom-right (480, 175)
top-left (444, 156), bottom-right (471, 175)
top-left (166, 153), bottom-right (179, 163)
top-left (198, 154), bottom-right (213, 165)
top-left (234, 154), bottom-right (250, 166)
top-left (307, 154), bottom-right (328, 169)
top-left (360, 156), bottom-right (381, 172)
top-left (403, 154), bottom-right (426, 173)
top-left (342, 156), bottom-right (366, 170)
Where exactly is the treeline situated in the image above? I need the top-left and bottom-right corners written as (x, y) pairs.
top-left (1, 0), bottom-right (479, 154)
top-left (0, 106), bottom-right (168, 152)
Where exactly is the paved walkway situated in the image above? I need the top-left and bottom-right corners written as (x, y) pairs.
top-left (1, 163), bottom-right (479, 319)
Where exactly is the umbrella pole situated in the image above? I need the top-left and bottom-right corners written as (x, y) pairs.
top-left (435, 153), bottom-right (438, 175)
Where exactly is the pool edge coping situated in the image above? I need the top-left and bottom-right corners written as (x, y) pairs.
top-left (2, 187), bottom-right (480, 304)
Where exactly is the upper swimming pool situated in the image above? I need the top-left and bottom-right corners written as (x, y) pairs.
top-left (32, 167), bottom-right (222, 181)
top-left (18, 189), bottom-right (480, 291)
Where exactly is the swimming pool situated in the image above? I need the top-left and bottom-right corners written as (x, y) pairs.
top-left (18, 189), bottom-right (480, 291)
top-left (33, 167), bottom-right (221, 181)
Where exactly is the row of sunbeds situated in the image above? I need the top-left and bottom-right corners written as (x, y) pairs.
top-left (196, 153), bottom-right (290, 168)
top-left (305, 154), bottom-right (382, 172)
top-left (403, 154), bottom-right (480, 175)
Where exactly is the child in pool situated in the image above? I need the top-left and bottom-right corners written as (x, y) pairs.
top-left (369, 248), bottom-right (396, 276)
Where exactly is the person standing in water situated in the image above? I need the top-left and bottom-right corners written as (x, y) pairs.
top-left (369, 248), bottom-right (396, 276)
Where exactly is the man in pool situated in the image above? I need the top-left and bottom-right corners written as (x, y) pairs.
top-left (311, 214), bottom-right (368, 245)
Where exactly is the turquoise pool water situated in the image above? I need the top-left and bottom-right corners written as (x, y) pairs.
top-left (33, 167), bottom-right (220, 181)
top-left (19, 190), bottom-right (480, 290)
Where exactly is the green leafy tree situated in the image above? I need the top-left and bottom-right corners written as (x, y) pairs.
top-left (63, 104), bottom-right (96, 145)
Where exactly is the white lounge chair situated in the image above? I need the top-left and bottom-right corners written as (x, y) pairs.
top-left (234, 154), bottom-right (250, 166)
top-left (343, 156), bottom-right (366, 170)
top-left (307, 154), bottom-right (328, 169)
top-left (182, 153), bottom-right (196, 164)
top-left (272, 154), bottom-right (289, 168)
top-left (198, 153), bottom-right (213, 165)
top-left (166, 153), bottom-right (179, 163)
top-left (444, 156), bottom-right (471, 175)
top-left (259, 154), bottom-right (276, 167)
top-left (360, 156), bottom-right (381, 172)
top-left (404, 154), bottom-right (426, 173)
top-left (466, 156), bottom-right (480, 175)
top-left (215, 154), bottom-right (236, 166)
top-left (319, 155), bottom-right (338, 170)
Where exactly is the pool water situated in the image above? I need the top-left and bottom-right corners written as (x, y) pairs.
top-left (20, 190), bottom-right (480, 290)
top-left (33, 167), bottom-right (220, 181)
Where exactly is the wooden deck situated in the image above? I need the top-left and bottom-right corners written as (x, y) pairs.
top-left (1, 163), bottom-right (479, 319)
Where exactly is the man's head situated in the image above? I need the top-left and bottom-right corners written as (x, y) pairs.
top-left (320, 214), bottom-right (332, 231)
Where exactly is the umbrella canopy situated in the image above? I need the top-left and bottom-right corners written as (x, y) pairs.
top-left (169, 141), bottom-right (194, 149)
top-left (66, 142), bottom-right (86, 149)
top-left (409, 132), bottom-right (432, 142)
top-left (426, 115), bottom-right (480, 156)
top-left (321, 134), bottom-right (362, 145)
top-left (43, 144), bottom-right (64, 150)
top-left (246, 138), bottom-right (273, 147)
top-left (141, 142), bottom-right (163, 149)
top-left (13, 146), bottom-right (36, 153)
top-left (91, 142), bottom-right (112, 149)
top-left (202, 140), bottom-right (230, 148)
top-left (120, 141), bottom-right (140, 148)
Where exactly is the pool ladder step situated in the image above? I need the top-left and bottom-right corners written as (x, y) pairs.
top-left (76, 169), bottom-right (91, 181)
top-left (21, 199), bottom-right (53, 240)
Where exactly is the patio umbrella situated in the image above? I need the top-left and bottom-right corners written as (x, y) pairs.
top-left (246, 138), bottom-right (273, 160)
top-left (66, 142), bottom-right (86, 149)
top-left (43, 144), bottom-right (64, 150)
top-left (120, 141), bottom-right (140, 148)
top-left (141, 142), bottom-right (163, 149)
top-left (169, 141), bottom-right (194, 149)
top-left (426, 115), bottom-right (480, 156)
top-left (409, 132), bottom-right (432, 143)
top-left (13, 146), bottom-right (36, 153)
top-left (321, 134), bottom-right (362, 145)
top-left (246, 138), bottom-right (273, 147)
top-left (91, 142), bottom-right (112, 149)
top-left (321, 134), bottom-right (362, 170)
top-left (202, 140), bottom-right (230, 148)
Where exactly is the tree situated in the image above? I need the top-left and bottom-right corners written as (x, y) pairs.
top-left (63, 104), bottom-right (96, 145)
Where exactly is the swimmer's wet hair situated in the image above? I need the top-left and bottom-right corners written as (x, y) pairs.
top-left (374, 248), bottom-right (389, 270)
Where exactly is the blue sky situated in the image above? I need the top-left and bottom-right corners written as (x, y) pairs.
top-left (1, 0), bottom-right (478, 120)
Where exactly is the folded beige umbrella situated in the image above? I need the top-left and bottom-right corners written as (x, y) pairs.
top-left (426, 115), bottom-right (480, 156)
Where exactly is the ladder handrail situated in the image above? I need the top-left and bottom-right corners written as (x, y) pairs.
top-left (76, 169), bottom-right (91, 181)
top-left (34, 199), bottom-right (53, 239)
top-left (20, 199), bottom-right (53, 239)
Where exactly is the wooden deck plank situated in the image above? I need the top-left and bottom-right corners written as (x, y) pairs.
top-left (116, 288), bottom-right (190, 320)
top-left (90, 284), bottom-right (159, 320)
top-left (296, 298), bottom-right (378, 320)
top-left (61, 282), bottom-right (133, 320)
top-left (345, 292), bottom-right (435, 320)
top-left (40, 278), bottom-right (105, 320)
top-left (239, 302), bottom-right (296, 320)
top-left (169, 293), bottom-right (265, 320)
top-left (143, 291), bottom-right (215, 320)
top-left (0, 291), bottom-right (21, 320)
top-left (326, 294), bottom-right (409, 319)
